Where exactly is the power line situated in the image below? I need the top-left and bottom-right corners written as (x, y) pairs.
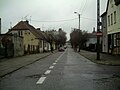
top-left (81, 0), bottom-right (87, 14)
top-left (30, 16), bottom-right (96, 23)
top-left (81, 0), bottom-right (88, 14)
top-left (79, 0), bottom-right (84, 13)
top-left (30, 18), bottom-right (78, 23)
top-left (81, 17), bottom-right (96, 21)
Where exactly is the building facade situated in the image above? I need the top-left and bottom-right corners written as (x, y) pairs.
top-left (107, 0), bottom-right (120, 55)
top-left (9, 21), bottom-right (44, 54)
top-left (86, 30), bottom-right (97, 51)
top-left (101, 12), bottom-right (108, 53)
top-left (0, 34), bottom-right (24, 58)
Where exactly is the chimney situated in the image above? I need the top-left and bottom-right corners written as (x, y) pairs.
top-left (37, 28), bottom-right (41, 30)
top-left (26, 20), bottom-right (29, 24)
top-left (0, 18), bottom-right (1, 34)
top-left (93, 27), bottom-right (96, 33)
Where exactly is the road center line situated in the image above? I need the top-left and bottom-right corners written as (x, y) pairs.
top-left (36, 51), bottom-right (66, 85)
top-left (56, 51), bottom-right (66, 61)
top-left (36, 76), bottom-right (46, 84)
top-left (53, 63), bottom-right (56, 65)
top-left (55, 60), bottom-right (58, 62)
top-left (44, 70), bottom-right (51, 75)
top-left (49, 66), bottom-right (54, 69)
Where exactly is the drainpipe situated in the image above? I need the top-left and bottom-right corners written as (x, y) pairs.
top-left (0, 18), bottom-right (1, 34)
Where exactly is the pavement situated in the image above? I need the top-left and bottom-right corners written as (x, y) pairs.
top-left (79, 50), bottom-right (120, 66)
top-left (0, 52), bottom-right (54, 78)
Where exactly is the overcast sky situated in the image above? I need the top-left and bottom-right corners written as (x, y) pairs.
top-left (0, 0), bottom-right (108, 40)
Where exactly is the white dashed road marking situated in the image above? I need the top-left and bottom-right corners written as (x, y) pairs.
top-left (53, 63), bottom-right (56, 65)
top-left (44, 70), bottom-right (51, 75)
top-left (49, 66), bottom-right (54, 69)
top-left (36, 51), bottom-right (66, 85)
top-left (36, 77), bottom-right (46, 84)
top-left (55, 60), bottom-right (58, 62)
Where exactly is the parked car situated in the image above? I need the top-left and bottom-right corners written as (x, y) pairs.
top-left (64, 45), bottom-right (67, 49)
top-left (58, 47), bottom-right (65, 52)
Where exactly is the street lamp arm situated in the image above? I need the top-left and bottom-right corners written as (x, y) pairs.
top-left (74, 11), bottom-right (80, 30)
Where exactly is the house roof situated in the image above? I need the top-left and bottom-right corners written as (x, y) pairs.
top-left (11, 21), bottom-right (29, 30)
top-left (101, 12), bottom-right (107, 17)
top-left (106, 0), bottom-right (109, 12)
top-left (10, 21), bottom-right (44, 40)
top-left (106, 0), bottom-right (120, 12)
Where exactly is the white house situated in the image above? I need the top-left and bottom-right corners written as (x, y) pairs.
top-left (107, 0), bottom-right (120, 55)
top-left (86, 29), bottom-right (97, 51)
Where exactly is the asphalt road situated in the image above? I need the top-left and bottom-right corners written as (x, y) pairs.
top-left (0, 47), bottom-right (120, 90)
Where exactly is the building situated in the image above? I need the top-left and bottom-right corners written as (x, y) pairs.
top-left (101, 12), bottom-right (108, 53)
top-left (86, 29), bottom-right (97, 51)
top-left (0, 34), bottom-right (24, 58)
top-left (107, 0), bottom-right (120, 55)
top-left (8, 20), bottom-right (44, 54)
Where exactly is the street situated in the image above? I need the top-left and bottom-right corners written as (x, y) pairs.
top-left (0, 47), bottom-right (120, 90)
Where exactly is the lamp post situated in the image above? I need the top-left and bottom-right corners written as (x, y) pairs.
top-left (74, 12), bottom-right (80, 30)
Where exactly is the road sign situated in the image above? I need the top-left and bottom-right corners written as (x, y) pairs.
top-left (96, 32), bottom-right (102, 36)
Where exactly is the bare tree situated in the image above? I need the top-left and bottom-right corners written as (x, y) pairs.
top-left (70, 29), bottom-right (88, 52)
top-left (58, 28), bottom-right (67, 46)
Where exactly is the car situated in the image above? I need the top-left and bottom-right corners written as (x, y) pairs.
top-left (64, 45), bottom-right (67, 49)
top-left (58, 47), bottom-right (65, 52)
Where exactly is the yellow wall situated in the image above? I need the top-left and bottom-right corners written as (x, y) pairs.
top-left (10, 30), bottom-right (42, 53)
top-left (23, 30), bottom-right (39, 50)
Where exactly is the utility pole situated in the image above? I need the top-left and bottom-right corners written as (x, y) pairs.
top-left (0, 18), bottom-right (1, 34)
top-left (97, 0), bottom-right (100, 60)
top-left (78, 14), bottom-right (80, 30)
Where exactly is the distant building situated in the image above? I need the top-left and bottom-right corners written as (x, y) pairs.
top-left (86, 29), bottom-right (97, 51)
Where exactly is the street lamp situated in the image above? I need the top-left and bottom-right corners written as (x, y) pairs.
top-left (74, 12), bottom-right (80, 30)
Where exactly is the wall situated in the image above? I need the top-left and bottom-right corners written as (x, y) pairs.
top-left (107, 1), bottom-right (120, 34)
top-left (12, 35), bottom-right (24, 56)
top-left (101, 13), bottom-right (108, 53)
top-left (10, 30), bottom-right (41, 53)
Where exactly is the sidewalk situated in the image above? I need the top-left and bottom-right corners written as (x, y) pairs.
top-left (0, 52), bottom-right (53, 78)
top-left (79, 50), bottom-right (120, 66)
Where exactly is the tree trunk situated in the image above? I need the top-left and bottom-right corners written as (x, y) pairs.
top-left (78, 44), bottom-right (81, 52)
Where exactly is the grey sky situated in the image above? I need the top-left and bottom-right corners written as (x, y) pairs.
top-left (0, 0), bottom-right (108, 40)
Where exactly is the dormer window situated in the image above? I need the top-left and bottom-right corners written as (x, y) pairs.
top-left (18, 31), bottom-right (23, 36)
top-left (114, 0), bottom-right (120, 5)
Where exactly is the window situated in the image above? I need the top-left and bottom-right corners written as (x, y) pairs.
top-left (114, 34), bottom-right (117, 46)
top-left (111, 13), bottom-right (113, 25)
top-left (21, 31), bottom-right (23, 36)
top-left (114, 11), bottom-right (116, 24)
top-left (108, 15), bottom-right (110, 26)
top-left (24, 31), bottom-right (27, 34)
top-left (39, 40), bottom-right (42, 48)
top-left (110, 0), bottom-right (113, 3)
top-left (18, 31), bottom-right (20, 36)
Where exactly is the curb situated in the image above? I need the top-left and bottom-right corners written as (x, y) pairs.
top-left (79, 53), bottom-right (120, 66)
top-left (0, 53), bottom-right (52, 78)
